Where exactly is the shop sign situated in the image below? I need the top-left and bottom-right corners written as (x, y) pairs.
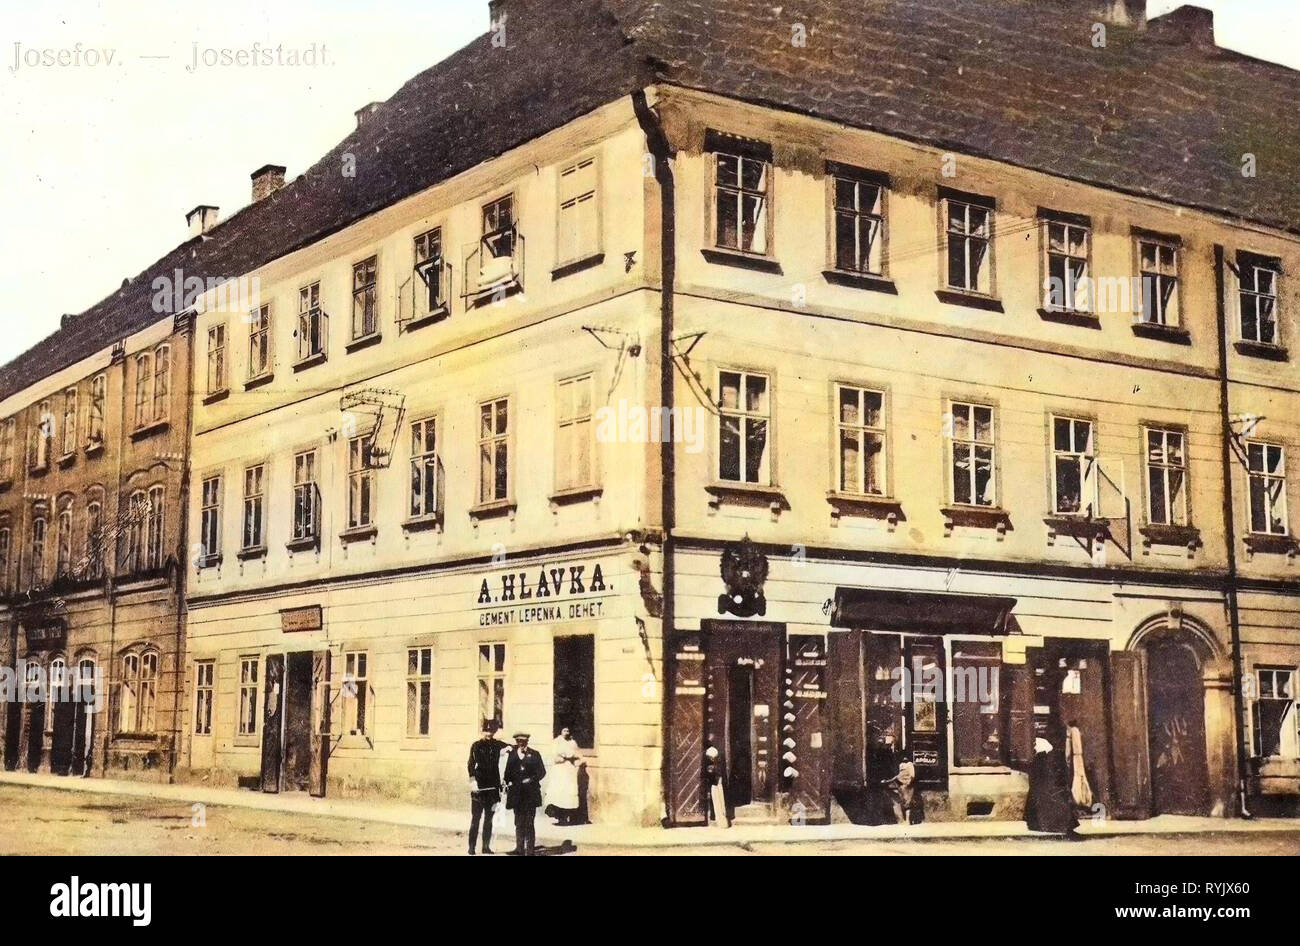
top-left (281, 605), bottom-right (323, 633)
top-left (475, 560), bottom-right (611, 627)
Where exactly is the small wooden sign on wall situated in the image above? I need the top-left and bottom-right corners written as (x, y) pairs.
top-left (280, 605), bottom-right (323, 633)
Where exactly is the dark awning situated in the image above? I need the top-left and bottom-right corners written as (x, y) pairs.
top-left (831, 588), bottom-right (1017, 635)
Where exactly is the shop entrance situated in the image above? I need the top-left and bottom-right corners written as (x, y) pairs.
top-left (704, 622), bottom-right (782, 819)
top-left (260, 651), bottom-right (330, 796)
top-left (1146, 635), bottom-right (1210, 815)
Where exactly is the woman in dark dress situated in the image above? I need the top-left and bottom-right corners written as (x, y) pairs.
top-left (1025, 730), bottom-right (1079, 836)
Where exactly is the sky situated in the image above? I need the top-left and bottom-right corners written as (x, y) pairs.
top-left (0, 0), bottom-right (1297, 366)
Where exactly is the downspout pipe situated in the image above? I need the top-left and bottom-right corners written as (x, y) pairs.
top-left (1214, 244), bottom-right (1251, 819)
top-left (168, 311), bottom-right (197, 780)
top-left (631, 88), bottom-right (678, 826)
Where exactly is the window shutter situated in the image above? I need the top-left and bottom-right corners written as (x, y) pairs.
top-left (1003, 659), bottom-right (1035, 770)
top-left (1107, 650), bottom-right (1152, 819)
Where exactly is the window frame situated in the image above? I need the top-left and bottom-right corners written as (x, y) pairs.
top-left (87, 374), bottom-right (106, 446)
top-left (1238, 253), bottom-right (1282, 347)
top-left (248, 305), bottom-right (272, 380)
top-left (477, 396), bottom-right (512, 506)
top-left (476, 641), bottom-right (507, 732)
top-left (297, 281), bottom-right (327, 364)
top-left (1251, 666), bottom-right (1298, 760)
top-left (948, 400), bottom-right (998, 508)
top-left (1143, 426), bottom-right (1189, 527)
top-left (833, 383), bottom-right (888, 497)
top-left (828, 164), bottom-right (888, 277)
top-left (716, 368), bottom-right (773, 487)
top-left (242, 463), bottom-right (266, 551)
top-left (0, 417), bottom-right (14, 479)
top-left (709, 141), bottom-right (773, 258)
top-left (942, 191), bottom-right (996, 296)
top-left (1135, 233), bottom-right (1181, 326)
top-left (292, 449), bottom-right (320, 542)
top-left (199, 474), bottom-right (222, 565)
top-left (340, 650), bottom-right (370, 738)
top-left (1040, 212), bottom-right (1092, 314)
top-left (554, 373), bottom-right (597, 493)
top-left (350, 255), bottom-right (379, 341)
top-left (405, 645), bottom-right (435, 738)
top-left (413, 227), bottom-right (448, 315)
top-left (194, 660), bottom-right (215, 736)
top-left (206, 323), bottom-right (228, 395)
top-left (237, 655), bottom-right (260, 738)
top-left (1245, 439), bottom-right (1289, 537)
top-left (1049, 415), bottom-right (1097, 517)
top-left (61, 388), bottom-right (78, 457)
top-left (346, 437), bottom-right (375, 531)
top-left (556, 154), bottom-right (602, 267)
top-left (408, 417), bottom-right (441, 521)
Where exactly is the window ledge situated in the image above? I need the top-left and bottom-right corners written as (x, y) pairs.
top-left (28, 463), bottom-right (48, 476)
top-left (293, 352), bottom-right (328, 372)
top-left (84, 440), bottom-right (105, 457)
top-left (1242, 533), bottom-right (1297, 559)
top-left (202, 389), bottom-right (231, 405)
top-left (285, 535), bottom-right (320, 553)
top-left (1043, 515), bottom-right (1110, 544)
top-left (941, 505), bottom-right (1011, 538)
top-left (339, 524), bottom-right (378, 544)
top-left (236, 545), bottom-right (267, 561)
top-left (936, 289), bottom-right (1004, 313)
top-left (1234, 340), bottom-right (1289, 361)
top-left (57, 452), bottom-right (76, 469)
top-left (468, 281), bottom-right (523, 309)
top-left (401, 515), bottom-right (443, 533)
top-left (701, 248), bottom-right (783, 275)
top-left (706, 482), bottom-right (789, 520)
top-left (345, 332), bottom-right (383, 354)
top-left (1139, 523), bottom-right (1202, 550)
top-left (1131, 321), bottom-right (1191, 345)
top-left (129, 419), bottom-right (169, 441)
top-left (402, 307), bottom-right (450, 333)
top-left (549, 485), bottom-right (603, 508)
top-left (552, 253), bottom-right (605, 281)
top-left (196, 554), bottom-right (223, 570)
top-left (821, 270), bottom-right (898, 295)
top-left (826, 491), bottom-right (903, 529)
top-left (1038, 308), bottom-right (1100, 329)
top-left (469, 499), bottom-right (517, 521)
top-left (244, 372), bottom-right (274, 391)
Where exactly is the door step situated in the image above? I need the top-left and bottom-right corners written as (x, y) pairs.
top-left (730, 804), bottom-right (778, 825)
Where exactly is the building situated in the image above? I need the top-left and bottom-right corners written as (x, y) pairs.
top-left (2, 0), bottom-right (1296, 827)
top-left (0, 287), bottom-right (195, 779)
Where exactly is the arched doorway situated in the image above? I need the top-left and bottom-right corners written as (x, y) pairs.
top-left (1132, 619), bottom-right (1217, 816)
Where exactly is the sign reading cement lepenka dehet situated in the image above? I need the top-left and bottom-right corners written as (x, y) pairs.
top-left (475, 561), bottom-right (612, 627)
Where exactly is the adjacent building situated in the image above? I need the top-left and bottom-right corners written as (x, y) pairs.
top-left (2, 0), bottom-right (1297, 827)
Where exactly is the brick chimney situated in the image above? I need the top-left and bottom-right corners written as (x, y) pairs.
top-left (251, 164), bottom-right (286, 202)
top-left (1148, 5), bottom-right (1215, 46)
top-left (488, 0), bottom-right (514, 26)
top-left (185, 204), bottom-right (220, 238)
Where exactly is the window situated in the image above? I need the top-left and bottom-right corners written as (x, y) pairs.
top-left (124, 490), bottom-right (146, 573)
top-left (950, 402), bottom-right (996, 507)
top-left (207, 324), bottom-right (227, 394)
top-left (557, 157), bottom-right (600, 265)
top-left (944, 194), bottom-right (993, 294)
top-left (833, 170), bottom-right (885, 275)
top-left (414, 228), bottom-right (446, 312)
top-left (1051, 417), bottom-right (1096, 516)
top-left (553, 635), bottom-right (595, 749)
top-left (951, 642), bottom-right (1004, 767)
top-left (117, 650), bottom-right (158, 734)
top-left (242, 465), bottom-right (265, 550)
top-left (836, 385), bottom-right (885, 496)
top-left (152, 346), bottom-right (170, 422)
top-left (293, 451), bottom-right (318, 541)
top-left (146, 485), bottom-right (165, 570)
top-left (1253, 667), bottom-right (1298, 759)
top-left (238, 657), bottom-right (259, 736)
top-left (406, 646), bottom-right (434, 737)
top-left (200, 475), bottom-right (222, 563)
top-left (297, 282), bottom-right (326, 362)
top-left (1239, 254), bottom-right (1280, 345)
top-left (717, 370), bottom-right (770, 485)
top-left (48, 657), bottom-right (67, 707)
top-left (1138, 237), bottom-right (1179, 325)
top-left (351, 256), bottom-right (378, 340)
top-left (1247, 441), bottom-right (1288, 536)
top-left (0, 417), bottom-right (13, 478)
top-left (29, 512), bottom-right (46, 588)
top-left (341, 651), bottom-right (369, 736)
top-left (85, 499), bottom-right (104, 580)
top-left (87, 375), bottom-right (105, 445)
top-left (481, 195), bottom-right (516, 265)
top-left (409, 419), bottom-right (439, 519)
top-left (134, 354), bottom-right (152, 428)
top-left (34, 400), bottom-right (52, 469)
top-left (0, 526), bottom-right (9, 591)
top-left (1145, 428), bottom-right (1188, 526)
top-left (555, 374), bottom-right (594, 491)
top-left (477, 643), bottom-right (506, 730)
top-left (194, 661), bottom-right (215, 736)
top-left (248, 306), bottom-right (271, 378)
top-left (61, 389), bottom-right (77, 456)
top-left (347, 438), bottom-right (374, 529)
top-left (478, 398), bottom-right (510, 504)
top-left (55, 500), bottom-right (72, 577)
top-left (713, 146), bottom-right (770, 255)
top-left (1042, 216), bottom-right (1091, 313)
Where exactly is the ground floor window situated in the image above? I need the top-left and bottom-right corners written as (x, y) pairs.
top-left (341, 651), bottom-right (369, 737)
top-left (194, 661), bottom-right (215, 736)
top-left (950, 641), bottom-right (1005, 767)
top-left (116, 650), bottom-right (158, 735)
top-left (406, 646), bottom-right (433, 737)
top-left (553, 635), bottom-right (595, 749)
top-left (238, 656), bottom-right (260, 736)
top-left (478, 642), bottom-right (506, 730)
top-left (1253, 666), bottom-right (1298, 759)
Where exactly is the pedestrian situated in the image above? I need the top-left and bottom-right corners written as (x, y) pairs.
top-left (548, 726), bottom-right (583, 826)
top-left (1065, 721), bottom-right (1093, 813)
top-left (504, 731), bottom-right (547, 855)
top-left (882, 759), bottom-right (924, 825)
top-left (1025, 731), bottom-right (1080, 838)
top-left (705, 746), bottom-right (729, 827)
top-left (466, 719), bottom-right (509, 855)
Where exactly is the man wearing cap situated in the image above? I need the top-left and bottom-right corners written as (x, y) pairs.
top-left (466, 719), bottom-right (509, 855)
top-left (503, 731), bottom-right (547, 855)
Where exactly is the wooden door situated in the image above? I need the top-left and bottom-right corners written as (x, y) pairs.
top-left (904, 637), bottom-right (948, 789)
top-left (786, 634), bottom-right (830, 822)
top-left (828, 630), bottom-right (865, 790)
top-left (309, 651), bottom-right (331, 798)
top-left (726, 665), bottom-right (754, 807)
top-left (1146, 638), bottom-right (1209, 815)
top-left (1108, 650), bottom-right (1151, 819)
top-left (260, 654), bottom-right (285, 793)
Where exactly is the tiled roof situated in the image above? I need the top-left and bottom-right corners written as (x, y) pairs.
top-left (5, 0), bottom-right (1298, 400)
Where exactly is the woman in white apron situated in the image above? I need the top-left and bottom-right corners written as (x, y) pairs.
top-left (548, 727), bottom-right (583, 825)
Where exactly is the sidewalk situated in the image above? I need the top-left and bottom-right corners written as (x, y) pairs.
top-left (1, 769), bottom-right (1295, 848)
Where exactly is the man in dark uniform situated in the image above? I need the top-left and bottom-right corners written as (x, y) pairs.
top-left (503, 731), bottom-right (547, 855)
top-left (466, 719), bottom-right (508, 855)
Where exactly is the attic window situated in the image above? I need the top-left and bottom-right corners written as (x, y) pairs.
top-left (707, 132), bottom-right (772, 257)
top-left (1238, 252), bottom-right (1281, 347)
